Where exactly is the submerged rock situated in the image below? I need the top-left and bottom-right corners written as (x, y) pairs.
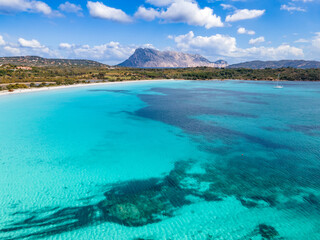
top-left (99, 186), bottom-right (171, 226)
top-left (2, 157), bottom-right (315, 238)
top-left (239, 198), bottom-right (260, 208)
top-left (258, 224), bottom-right (280, 239)
top-left (110, 203), bottom-right (141, 222)
top-left (303, 193), bottom-right (320, 206)
top-left (202, 192), bottom-right (223, 202)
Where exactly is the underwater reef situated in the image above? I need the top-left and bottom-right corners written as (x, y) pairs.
top-left (3, 154), bottom-right (319, 239)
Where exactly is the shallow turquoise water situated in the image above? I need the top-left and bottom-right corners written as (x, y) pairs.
top-left (0, 80), bottom-right (319, 239)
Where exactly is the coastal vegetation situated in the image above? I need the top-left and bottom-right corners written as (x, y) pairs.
top-left (0, 64), bottom-right (320, 91)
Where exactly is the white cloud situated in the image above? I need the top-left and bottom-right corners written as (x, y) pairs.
top-left (0, 35), bottom-right (5, 45)
top-left (0, 32), bottom-right (309, 65)
top-left (134, 0), bottom-right (223, 28)
top-left (249, 36), bottom-right (265, 44)
top-left (220, 4), bottom-right (235, 10)
top-left (292, 33), bottom-right (320, 59)
top-left (293, 0), bottom-right (314, 2)
top-left (59, 1), bottom-right (82, 15)
top-left (59, 43), bottom-right (75, 49)
top-left (0, 36), bottom-right (61, 57)
top-left (135, 6), bottom-right (159, 21)
top-left (226, 9), bottom-right (265, 22)
top-left (0, 0), bottom-right (60, 16)
top-left (141, 43), bottom-right (156, 49)
top-left (159, 0), bottom-right (224, 28)
top-left (51, 42), bottom-right (139, 63)
top-left (73, 42), bottom-right (134, 59)
top-left (173, 31), bottom-right (237, 56)
top-left (237, 27), bottom-right (255, 35)
top-left (87, 1), bottom-right (132, 23)
top-left (19, 38), bottom-right (43, 48)
top-left (171, 31), bottom-right (304, 61)
top-left (32, 1), bottom-right (51, 15)
top-left (295, 38), bottom-right (309, 43)
top-left (18, 38), bottom-right (51, 54)
top-left (88, 0), bottom-right (225, 28)
top-left (240, 45), bottom-right (304, 60)
top-left (146, 0), bottom-right (175, 7)
top-left (4, 46), bottom-right (21, 55)
top-left (64, 42), bottom-right (137, 64)
top-left (280, 4), bottom-right (306, 12)
top-left (311, 32), bottom-right (320, 51)
top-left (0, 0), bottom-right (28, 13)
top-left (0, 36), bottom-right (146, 64)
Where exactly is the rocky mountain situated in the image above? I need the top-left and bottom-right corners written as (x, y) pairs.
top-left (0, 56), bottom-right (106, 67)
top-left (118, 48), bottom-right (228, 68)
top-left (229, 60), bottom-right (320, 69)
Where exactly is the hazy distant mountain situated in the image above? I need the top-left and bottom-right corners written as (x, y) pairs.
top-left (0, 56), bottom-right (106, 67)
top-left (118, 48), bottom-right (228, 68)
top-left (229, 60), bottom-right (320, 69)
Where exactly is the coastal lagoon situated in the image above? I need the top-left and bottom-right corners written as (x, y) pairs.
top-left (0, 80), bottom-right (319, 239)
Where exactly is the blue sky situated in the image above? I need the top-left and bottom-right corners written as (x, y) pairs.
top-left (0, 0), bottom-right (319, 64)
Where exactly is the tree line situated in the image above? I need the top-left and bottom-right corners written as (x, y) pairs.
top-left (1, 64), bottom-right (319, 91)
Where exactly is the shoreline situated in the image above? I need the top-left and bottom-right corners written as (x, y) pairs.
top-left (0, 78), bottom-right (318, 97)
top-left (0, 79), bottom-right (173, 97)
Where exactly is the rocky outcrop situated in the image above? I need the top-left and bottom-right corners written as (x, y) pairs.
top-left (118, 48), bottom-right (228, 68)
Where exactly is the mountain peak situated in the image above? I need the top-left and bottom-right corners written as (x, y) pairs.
top-left (118, 48), bottom-right (228, 68)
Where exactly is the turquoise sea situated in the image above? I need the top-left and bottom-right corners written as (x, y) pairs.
top-left (0, 80), bottom-right (319, 239)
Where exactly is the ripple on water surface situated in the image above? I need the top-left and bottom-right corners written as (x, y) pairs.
top-left (0, 80), bottom-right (320, 239)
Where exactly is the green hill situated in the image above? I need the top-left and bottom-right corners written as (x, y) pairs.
top-left (0, 56), bottom-right (106, 67)
top-left (229, 60), bottom-right (320, 69)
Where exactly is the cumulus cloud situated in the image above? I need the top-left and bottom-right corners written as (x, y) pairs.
top-left (249, 36), bottom-right (265, 44)
top-left (295, 38), bottom-right (309, 43)
top-left (0, 35), bottom-right (5, 45)
top-left (135, 0), bottom-right (223, 28)
top-left (171, 31), bottom-right (304, 61)
top-left (18, 38), bottom-right (51, 54)
top-left (220, 4), bottom-right (235, 10)
top-left (146, 0), bottom-right (175, 7)
top-left (87, 1), bottom-right (132, 23)
top-left (4, 46), bottom-right (21, 55)
top-left (59, 43), bottom-right (75, 49)
top-left (173, 31), bottom-right (237, 56)
top-left (86, 0), bottom-right (223, 28)
top-left (226, 9), bottom-right (265, 22)
top-left (74, 42), bottom-right (134, 60)
top-left (159, 0), bottom-right (223, 28)
top-left (0, 36), bottom-right (59, 57)
top-left (0, 0), bottom-right (61, 16)
top-left (59, 1), bottom-right (82, 15)
top-left (311, 32), bottom-right (320, 51)
top-left (19, 38), bottom-right (43, 48)
top-left (56, 41), bottom-right (137, 64)
top-left (281, 4), bottom-right (306, 12)
top-left (241, 45), bottom-right (304, 60)
top-left (237, 27), bottom-right (255, 35)
top-left (32, 1), bottom-right (51, 15)
top-left (135, 6), bottom-right (160, 21)
top-left (0, 36), bottom-right (147, 64)
top-left (292, 0), bottom-right (314, 2)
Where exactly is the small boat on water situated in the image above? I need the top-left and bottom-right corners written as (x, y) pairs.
top-left (274, 73), bottom-right (283, 89)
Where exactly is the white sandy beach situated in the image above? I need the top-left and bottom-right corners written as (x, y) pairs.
top-left (0, 80), bottom-right (173, 97)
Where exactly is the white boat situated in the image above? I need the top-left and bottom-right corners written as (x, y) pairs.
top-left (274, 74), bottom-right (283, 89)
